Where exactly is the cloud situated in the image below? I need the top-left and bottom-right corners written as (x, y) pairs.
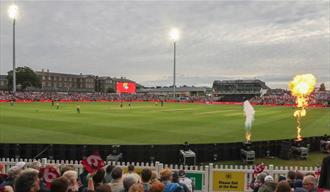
top-left (0, 0), bottom-right (329, 89)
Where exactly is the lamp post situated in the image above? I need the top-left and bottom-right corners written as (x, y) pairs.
top-left (169, 28), bottom-right (179, 100)
top-left (8, 4), bottom-right (18, 94)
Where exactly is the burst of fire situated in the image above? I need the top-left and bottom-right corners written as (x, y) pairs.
top-left (289, 74), bottom-right (316, 141)
top-left (246, 131), bottom-right (251, 142)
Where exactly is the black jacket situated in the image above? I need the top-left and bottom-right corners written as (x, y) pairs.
top-left (319, 155), bottom-right (330, 189)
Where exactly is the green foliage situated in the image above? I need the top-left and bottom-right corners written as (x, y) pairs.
top-left (0, 102), bottom-right (328, 144)
top-left (7, 66), bottom-right (41, 90)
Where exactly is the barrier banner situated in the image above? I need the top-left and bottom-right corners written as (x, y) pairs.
top-left (212, 171), bottom-right (245, 191)
top-left (186, 172), bottom-right (203, 191)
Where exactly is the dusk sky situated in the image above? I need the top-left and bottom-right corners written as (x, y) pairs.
top-left (0, 0), bottom-right (329, 89)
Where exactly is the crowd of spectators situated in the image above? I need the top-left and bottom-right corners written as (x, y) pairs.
top-left (0, 163), bottom-right (194, 192)
top-left (0, 90), bottom-right (329, 106)
top-left (250, 91), bottom-right (329, 106)
top-left (0, 91), bottom-right (212, 103)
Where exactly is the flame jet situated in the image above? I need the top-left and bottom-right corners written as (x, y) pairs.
top-left (289, 74), bottom-right (316, 141)
top-left (243, 100), bottom-right (255, 142)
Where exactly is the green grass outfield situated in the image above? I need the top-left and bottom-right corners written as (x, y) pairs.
top-left (0, 102), bottom-right (329, 144)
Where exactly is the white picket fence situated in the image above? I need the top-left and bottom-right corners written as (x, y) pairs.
top-left (0, 158), bottom-right (319, 192)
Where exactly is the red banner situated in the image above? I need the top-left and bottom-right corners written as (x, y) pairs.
top-left (116, 82), bottom-right (136, 94)
top-left (81, 152), bottom-right (105, 173)
top-left (40, 165), bottom-right (60, 189)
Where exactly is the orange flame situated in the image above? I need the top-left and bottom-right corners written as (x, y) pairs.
top-left (246, 132), bottom-right (251, 142)
top-left (289, 74), bottom-right (316, 141)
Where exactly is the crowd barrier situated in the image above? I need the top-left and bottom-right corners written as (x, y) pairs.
top-left (0, 158), bottom-right (319, 192)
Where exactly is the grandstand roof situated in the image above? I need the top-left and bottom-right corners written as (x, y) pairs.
top-left (139, 86), bottom-right (207, 93)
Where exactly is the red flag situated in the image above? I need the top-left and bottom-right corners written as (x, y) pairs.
top-left (40, 165), bottom-right (60, 189)
top-left (81, 152), bottom-right (105, 173)
top-left (116, 82), bottom-right (136, 94)
top-left (254, 163), bottom-right (265, 174)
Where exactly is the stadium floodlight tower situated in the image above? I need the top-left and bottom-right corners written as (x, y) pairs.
top-left (8, 4), bottom-right (18, 94)
top-left (169, 28), bottom-right (180, 100)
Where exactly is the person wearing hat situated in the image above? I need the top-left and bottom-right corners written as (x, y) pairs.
top-left (178, 170), bottom-right (193, 192)
top-left (258, 175), bottom-right (276, 192)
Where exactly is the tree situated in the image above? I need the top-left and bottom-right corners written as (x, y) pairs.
top-left (7, 66), bottom-right (41, 90)
top-left (319, 83), bottom-right (326, 91)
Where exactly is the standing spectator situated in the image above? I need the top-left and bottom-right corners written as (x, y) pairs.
top-left (178, 170), bottom-right (193, 192)
top-left (160, 168), bottom-right (183, 192)
top-left (287, 170), bottom-right (296, 189)
top-left (150, 181), bottom-right (164, 192)
top-left (104, 165), bottom-right (115, 183)
top-left (319, 143), bottom-right (330, 190)
top-left (299, 175), bottom-right (317, 192)
top-left (93, 169), bottom-right (106, 188)
top-left (275, 181), bottom-right (291, 192)
top-left (14, 169), bottom-right (40, 192)
top-left (108, 167), bottom-right (124, 192)
top-left (258, 175), bottom-right (276, 192)
top-left (51, 177), bottom-right (69, 192)
top-left (123, 165), bottom-right (141, 183)
top-left (63, 170), bottom-right (79, 192)
top-left (141, 168), bottom-right (152, 192)
top-left (129, 183), bottom-right (144, 192)
top-left (123, 176), bottom-right (138, 192)
top-left (172, 172), bottom-right (189, 192)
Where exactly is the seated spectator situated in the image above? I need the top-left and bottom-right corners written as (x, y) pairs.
top-left (14, 169), bottom-right (40, 192)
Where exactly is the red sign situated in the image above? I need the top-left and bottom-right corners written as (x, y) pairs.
top-left (116, 82), bottom-right (136, 94)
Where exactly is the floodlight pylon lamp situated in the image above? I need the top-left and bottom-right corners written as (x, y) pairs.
top-left (8, 4), bottom-right (18, 19)
top-left (169, 28), bottom-right (180, 42)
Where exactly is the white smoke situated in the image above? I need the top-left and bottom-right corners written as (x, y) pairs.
top-left (243, 100), bottom-right (255, 130)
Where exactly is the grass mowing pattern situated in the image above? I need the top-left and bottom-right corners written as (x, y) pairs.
top-left (0, 102), bottom-right (329, 144)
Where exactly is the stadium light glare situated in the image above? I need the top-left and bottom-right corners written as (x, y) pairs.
top-left (169, 28), bottom-right (180, 42)
top-left (8, 4), bottom-right (18, 19)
